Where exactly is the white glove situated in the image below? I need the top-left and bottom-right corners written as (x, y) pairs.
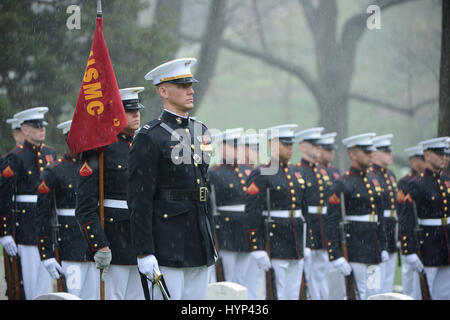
top-left (404, 253), bottom-right (424, 272)
top-left (42, 258), bottom-right (64, 280)
top-left (137, 255), bottom-right (161, 280)
top-left (0, 235), bottom-right (18, 256)
top-left (331, 257), bottom-right (352, 276)
top-left (94, 249), bottom-right (112, 281)
top-left (381, 250), bottom-right (389, 262)
top-left (303, 247), bottom-right (311, 261)
top-left (250, 250), bottom-right (271, 271)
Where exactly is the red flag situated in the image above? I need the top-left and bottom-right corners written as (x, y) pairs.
top-left (67, 17), bottom-right (126, 154)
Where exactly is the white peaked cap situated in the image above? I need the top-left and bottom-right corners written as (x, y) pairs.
top-left (57, 120), bottom-right (72, 135)
top-left (404, 145), bottom-right (424, 157)
top-left (419, 137), bottom-right (450, 151)
top-left (373, 134), bottom-right (393, 148)
top-left (294, 127), bottom-right (324, 143)
top-left (239, 133), bottom-right (262, 146)
top-left (317, 132), bottom-right (337, 145)
top-left (214, 128), bottom-right (244, 142)
top-left (342, 133), bottom-right (376, 149)
top-left (6, 118), bottom-right (21, 129)
top-left (266, 124), bottom-right (298, 140)
top-left (144, 58), bottom-right (198, 85)
top-left (119, 87), bottom-right (145, 101)
top-left (14, 107), bottom-right (48, 124)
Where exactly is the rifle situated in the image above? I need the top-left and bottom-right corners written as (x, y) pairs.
top-left (52, 190), bottom-right (68, 292)
top-left (209, 185), bottom-right (225, 282)
top-left (264, 188), bottom-right (277, 300)
top-left (4, 182), bottom-right (25, 300)
top-left (411, 201), bottom-right (432, 300)
top-left (339, 192), bottom-right (360, 300)
top-left (299, 270), bottom-right (308, 300)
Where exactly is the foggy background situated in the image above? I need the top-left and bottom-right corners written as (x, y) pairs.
top-left (0, 0), bottom-right (444, 177)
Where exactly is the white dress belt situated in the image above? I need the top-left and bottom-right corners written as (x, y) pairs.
top-left (56, 208), bottom-right (76, 217)
top-left (262, 210), bottom-right (304, 219)
top-left (308, 206), bottom-right (327, 214)
top-left (418, 216), bottom-right (450, 226)
top-left (346, 214), bottom-right (378, 223)
top-left (103, 199), bottom-right (128, 210)
top-left (13, 195), bottom-right (38, 203)
top-left (383, 210), bottom-right (397, 219)
top-left (217, 204), bottom-right (245, 212)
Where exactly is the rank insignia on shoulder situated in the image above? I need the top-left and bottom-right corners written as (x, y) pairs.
top-left (79, 161), bottom-right (93, 177)
top-left (328, 193), bottom-right (340, 205)
top-left (247, 182), bottom-right (260, 195)
top-left (2, 165), bottom-right (14, 178)
top-left (38, 180), bottom-right (50, 194)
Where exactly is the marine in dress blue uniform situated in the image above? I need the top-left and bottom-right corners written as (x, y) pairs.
top-left (129, 58), bottom-right (216, 300)
top-left (208, 128), bottom-right (255, 294)
top-left (75, 87), bottom-right (145, 300)
top-left (244, 124), bottom-right (308, 300)
top-left (36, 120), bottom-right (99, 299)
top-left (397, 137), bottom-right (450, 299)
top-left (0, 107), bottom-right (56, 299)
top-left (368, 134), bottom-right (398, 294)
top-left (398, 144), bottom-right (426, 300)
top-left (324, 133), bottom-right (389, 300)
top-left (293, 127), bottom-right (333, 300)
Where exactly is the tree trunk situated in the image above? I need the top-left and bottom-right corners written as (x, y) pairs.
top-left (438, 0), bottom-right (450, 137)
top-left (191, 0), bottom-right (228, 116)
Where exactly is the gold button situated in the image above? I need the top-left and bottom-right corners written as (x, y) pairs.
top-left (289, 182), bottom-right (294, 187)
top-left (225, 217), bottom-right (230, 222)
top-left (366, 184), bottom-right (371, 188)
top-left (229, 183), bottom-right (234, 188)
top-left (28, 170), bottom-right (32, 175)
top-left (290, 189), bottom-right (295, 194)
top-left (185, 128), bottom-right (189, 133)
top-left (242, 187), bottom-right (247, 192)
top-left (240, 179), bottom-right (245, 184)
top-left (118, 165), bottom-right (122, 169)
top-left (90, 235), bottom-right (94, 238)
top-left (65, 224), bottom-right (69, 228)
top-left (42, 254), bottom-right (46, 258)
top-left (39, 159), bottom-right (43, 164)
top-left (40, 239), bottom-right (44, 243)
top-left (68, 184), bottom-right (72, 188)
top-left (238, 173), bottom-right (243, 178)
top-left (22, 209), bottom-right (26, 214)
top-left (291, 204), bottom-right (296, 209)
top-left (276, 186), bottom-right (281, 190)
top-left (41, 247), bottom-right (45, 251)
top-left (87, 226), bottom-right (90, 230)
top-left (163, 214), bottom-right (168, 219)
top-left (194, 163), bottom-right (198, 167)
top-left (292, 197), bottom-right (296, 201)
top-left (94, 243), bottom-right (98, 248)
top-left (109, 218), bottom-right (114, 222)
top-left (191, 144), bottom-right (195, 150)
top-left (356, 193), bottom-right (360, 198)
top-left (368, 190), bottom-right (373, 194)
top-left (252, 239), bottom-right (256, 243)
top-left (251, 231), bottom-right (255, 236)
top-left (253, 246), bottom-right (258, 250)
top-left (272, 224), bottom-right (276, 228)
top-left (287, 175), bottom-right (291, 180)
top-left (197, 179), bottom-right (200, 185)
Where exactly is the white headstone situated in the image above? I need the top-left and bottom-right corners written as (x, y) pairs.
top-left (206, 281), bottom-right (247, 300)
top-left (368, 293), bottom-right (414, 300)
top-left (33, 292), bottom-right (82, 300)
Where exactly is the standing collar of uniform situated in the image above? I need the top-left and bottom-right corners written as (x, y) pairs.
top-left (349, 166), bottom-right (366, 177)
top-left (299, 158), bottom-right (315, 168)
top-left (370, 163), bottom-right (386, 174)
top-left (160, 109), bottom-right (190, 127)
top-left (23, 139), bottom-right (43, 152)
top-left (118, 132), bottom-right (134, 143)
top-left (64, 152), bottom-right (80, 164)
top-left (424, 167), bottom-right (441, 178)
